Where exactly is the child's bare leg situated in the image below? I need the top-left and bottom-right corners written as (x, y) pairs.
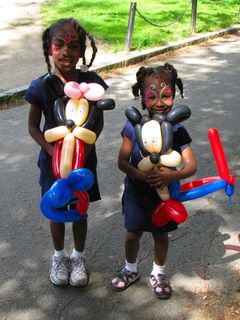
top-left (125, 230), bottom-right (143, 263)
top-left (50, 221), bottom-right (65, 251)
top-left (72, 220), bottom-right (87, 252)
top-left (152, 232), bottom-right (169, 266)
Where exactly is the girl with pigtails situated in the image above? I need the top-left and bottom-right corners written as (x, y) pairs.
top-left (111, 63), bottom-right (197, 299)
top-left (26, 18), bottom-right (108, 287)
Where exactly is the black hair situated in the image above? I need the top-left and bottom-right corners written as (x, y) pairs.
top-left (132, 63), bottom-right (184, 109)
top-left (42, 18), bottom-right (97, 75)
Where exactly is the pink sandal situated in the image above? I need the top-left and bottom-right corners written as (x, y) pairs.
top-left (111, 268), bottom-right (139, 291)
top-left (149, 274), bottom-right (172, 299)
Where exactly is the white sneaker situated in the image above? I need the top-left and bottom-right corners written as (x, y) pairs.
top-left (70, 256), bottom-right (88, 287)
top-left (49, 255), bottom-right (70, 286)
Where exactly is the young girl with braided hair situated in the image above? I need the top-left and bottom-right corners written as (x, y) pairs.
top-left (111, 63), bottom-right (197, 299)
top-left (26, 18), bottom-right (108, 287)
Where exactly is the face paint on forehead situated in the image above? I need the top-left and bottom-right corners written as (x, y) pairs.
top-left (52, 31), bottom-right (79, 44)
top-left (144, 82), bottom-right (174, 110)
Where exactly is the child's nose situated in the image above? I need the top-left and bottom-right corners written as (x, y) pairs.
top-left (155, 96), bottom-right (164, 106)
top-left (62, 44), bottom-right (71, 54)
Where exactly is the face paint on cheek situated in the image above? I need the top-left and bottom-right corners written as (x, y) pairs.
top-left (160, 86), bottom-right (174, 107)
top-left (144, 88), bottom-right (157, 111)
top-left (50, 44), bottom-right (60, 57)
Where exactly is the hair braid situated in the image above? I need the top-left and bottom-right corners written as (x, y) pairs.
top-left (86, 33), bottom-right (98, 68)
top-left (42, 28), bottom-right (52, 74)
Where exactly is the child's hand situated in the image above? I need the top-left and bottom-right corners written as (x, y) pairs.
top-left (147, 166), bottom-right (176, 188)
top-left (136, 169), bottom-right (150, 182)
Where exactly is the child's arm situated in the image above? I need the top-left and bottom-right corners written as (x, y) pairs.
top-left (118, 136), bottom-right (149, 182)
top-left (147, 146), bottom-right (197, 188)
top-left (28, 104), bottom-right (54, 156)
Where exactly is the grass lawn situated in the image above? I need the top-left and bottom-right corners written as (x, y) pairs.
top-left (40, 0), bottom-right (240, 51)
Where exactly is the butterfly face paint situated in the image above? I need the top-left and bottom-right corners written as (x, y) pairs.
top-left (144, 83), bottom-right (174, 111)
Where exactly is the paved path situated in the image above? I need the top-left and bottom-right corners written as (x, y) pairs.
top-left (0, 33), bottom-right (240, 319)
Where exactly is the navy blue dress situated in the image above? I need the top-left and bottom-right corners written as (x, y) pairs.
top-left (25, 70), bottom-right (108, 202)
top-left (121, 120), bottom-right (192, 233)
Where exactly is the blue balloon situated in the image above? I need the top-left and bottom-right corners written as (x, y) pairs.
top-left (47, 179), bottom-right (72, 207)
top-left (40, 193), bottom-right (87, 222)
top-left (40, 168), bottom-right (94, 223)
top-left (68, 168), bottom-right (94, 191)
top-left (225, 184), bottom-right (234, 197)
top-left (178, 179), bottom-right (227, 202)
top-left (169, 181), bottom-right (180, 200)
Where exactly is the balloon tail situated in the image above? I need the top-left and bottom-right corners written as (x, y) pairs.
top-left (228, 196), bottom-right (232, 205)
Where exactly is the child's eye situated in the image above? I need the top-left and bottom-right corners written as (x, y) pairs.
top-left (52, 41), bottom-right (64, 49)
top-left (161, 94), bottom-right (169, 99)
top-left (152, 137), bottom-right (157, 145)
top-left (149, 96), bottom-right (156, 100)
top-left (68, 41), bottom-right (80, 50)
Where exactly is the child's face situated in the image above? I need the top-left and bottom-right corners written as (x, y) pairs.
top-left (143, 74), bottom-right (174, 115)
top-left (50, 24), bottom-right (82, 74)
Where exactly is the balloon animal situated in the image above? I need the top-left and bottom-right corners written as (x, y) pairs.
top-left (125, 105), bottom-right (191, 201)
top-left (40, 77), bottom-right (115, 222)
top-left (125, 106), bottom-right (235, 228)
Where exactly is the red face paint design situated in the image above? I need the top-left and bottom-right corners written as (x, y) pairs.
top-left (54, 31), bottom-right (79, 43)
top-left (144, 83), bottom-right (173, 111)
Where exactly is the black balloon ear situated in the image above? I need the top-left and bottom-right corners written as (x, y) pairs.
top-left (167, 105), bottom-right (191, 125)
top-left (54, 97), bottom-right (68, 125)
top-left (161, 121), bottom-right (173, 155)
top-left (125, 106), bottom-right (142, 126)
top-left (42, 74), bottom-right (64, 100)
top-left (96, 98), bottom-right (115, 110)
top-left (82, 103), bottom-right (99, 130)
top-left (135, 124), bottom-right (150, 157)
top-left (152, 113), bottom-right (166, 124)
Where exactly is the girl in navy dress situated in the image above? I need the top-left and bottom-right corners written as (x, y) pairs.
top-left (111, 63), bottom-right (197, 299)
top-left (26, 18), bottom-right (108, 287)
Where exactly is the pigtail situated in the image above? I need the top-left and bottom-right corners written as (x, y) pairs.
top-left (176, 77), bottom-right (184, 98)
top-left (74, 20), bottom-right (97, 71)
top-left (42, 28), bottom-right (52, 74)
top-left (86, 33), bottom-right (97, 68)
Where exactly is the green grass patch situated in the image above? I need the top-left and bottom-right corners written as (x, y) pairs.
top-left (40, 0), bottom-right (240, 51)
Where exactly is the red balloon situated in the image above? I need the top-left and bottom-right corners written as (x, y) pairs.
top-left (152, 202), bottom-right (171, 227)
top-left (52, 139), bottom-right (63, 179)
top-left (52, 137), bottom-right (85, 179)
top-left (152, 199), bottom-right (188, 227)
top-left (180, 176), bottom-right (220, 192)
top-left (75, 191), bottom-right (89, 216)
top-left (208, 128), bottom-right (234, 184)
top-left (72, 138), bottom-right (85, 170)
top-left (166, 199), bottom-right (188, 223)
